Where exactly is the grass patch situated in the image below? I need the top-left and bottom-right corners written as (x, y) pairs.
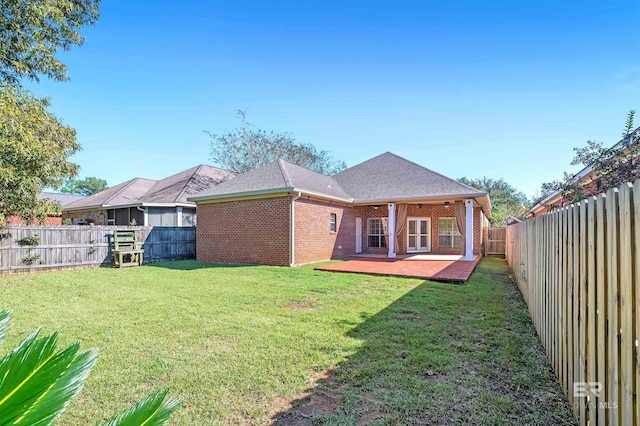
top-left (0, 258), bottom-right (575, 425)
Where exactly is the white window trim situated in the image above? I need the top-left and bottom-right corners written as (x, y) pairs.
top-left (330, 213), bottom-right (337, 232)
top-left (367, 217), bottom-right (387, 248)
top-left (438, 217), bottom-right (462, 249)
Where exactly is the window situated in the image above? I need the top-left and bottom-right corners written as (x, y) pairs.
top-left (367, 218), bottom-right (387, 248)
top-left (330, 213), bottom-right (337, 232)
top-left (438, 218), bottom-right (462, 249)
top-left (148, 208), bottom-right (177, 226)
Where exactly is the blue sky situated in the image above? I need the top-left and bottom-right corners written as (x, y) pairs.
top-left (28, 1), bottom-right (640, 198)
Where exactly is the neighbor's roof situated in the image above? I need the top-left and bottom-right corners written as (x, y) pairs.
top-left (143, 165), bottom-right (233, 203)
top-left (526, 125), bottom-right (640, 217)
top-left (38, 192), bottom-right (85, 206)
top-left (63, 165), bottom-right (233, 211)
top-left (188, 152), bottom-right (492, 216)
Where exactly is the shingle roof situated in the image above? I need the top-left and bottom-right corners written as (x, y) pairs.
top-left (189, 159), bottom-right (352, 201)
top-left (63, 165), bottom-right (233, 211)
top-left (38, 192), bottom-right (85, 206)
top-left (188, 152), bottom-right (491, 217)
top-left (333, 152), bottom-right (485, 202)
top-left (143, 165), bottom-right (233, 203)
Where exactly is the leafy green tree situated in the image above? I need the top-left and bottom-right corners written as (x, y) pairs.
top-left (0, 0), bottom-right (101, 84)
top-left (207, 111), bottom-right (347, 175)
top-left (458, 177), bottom-right (531, 226)
top-left (540, 109), bottom-right (638, 205)
top-left (0, 309), bottom-right (178, 425)
top-left (0, 84), bottom-right (80, 224)
top-left (61, 176), bottom-right (109, 195)
top-left (0, 0), bottom-right (101, 224)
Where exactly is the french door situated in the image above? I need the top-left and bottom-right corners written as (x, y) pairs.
top-left (407, 218), bottom-right (431, 252)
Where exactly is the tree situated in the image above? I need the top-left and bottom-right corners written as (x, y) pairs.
top-left (0, 0), bottom-right (101, 84)
top-left (458, 177), bottom-right (531, 226)
top-left (207, 111), bottom-right (347, 175)
top-left (61, 176), bottom-right (109, 195)
top-left (0, 0), bottom-right (101, 224)
top-left (540, 110), bottom-right (639, 206)
top-left (0, 84), bottom-right (80, 224)
top-left (0, 309), bottom-right (178, 425)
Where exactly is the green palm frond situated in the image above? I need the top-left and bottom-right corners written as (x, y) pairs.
top-left (0, 310), bottom-right (178, 425)
top-left (0, 310), bottom-right (10, 343)
top-left (0, 326), bottom-right (97, 426)
top-left (100, 388), bottom-right (180, 426)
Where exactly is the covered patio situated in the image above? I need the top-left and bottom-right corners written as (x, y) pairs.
top-left (315, 254), bottom-right (482, 283)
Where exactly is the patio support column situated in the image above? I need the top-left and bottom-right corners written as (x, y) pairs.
top-left (465, 199), bottom-right (474, 261)
top-left (388, 203), bottom-right (396, 258)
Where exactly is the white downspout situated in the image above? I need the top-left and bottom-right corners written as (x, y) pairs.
top-left (290, 192), bottom-right (301, 267)
top-left (136, 206), bottom-right (149, 226)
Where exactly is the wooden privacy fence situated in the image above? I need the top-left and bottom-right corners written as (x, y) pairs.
top-left (484, 227), bottom-right (506, 256)
top-left (506, 181), bottom-right (640, 426)
top-left (0, 225), bottom-right (196, 274)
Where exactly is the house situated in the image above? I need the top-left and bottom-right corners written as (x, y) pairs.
top-left (189, 152), bottom-right (492, 266)
top-left (62, 165), bottom-right (234, 226)
top-left (527, 126), bottom-right (640, 217)
top-left (6, 192), bottom-right (85, 225)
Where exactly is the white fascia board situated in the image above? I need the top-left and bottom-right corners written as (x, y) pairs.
top-left (189, 187), bottom-right (353, 204)
top-left (352, 193), bottom-right (488, 205)
top-left (291, 188), bottom-right (354, 204)
top-left (139, 202), bottom-right (195, 208)
top-left (188, 187), bottom-right (295, 202)
top-left (65, 202), bottom-right (194, 212)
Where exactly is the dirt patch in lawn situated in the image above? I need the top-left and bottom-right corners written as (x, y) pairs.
top-left (271, 376), bottom-right (344, 425)
top-left (287, 298), bottom-right (318, 311)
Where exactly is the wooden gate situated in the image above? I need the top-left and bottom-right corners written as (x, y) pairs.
top-left (484, 227), bottom-right (506, 256)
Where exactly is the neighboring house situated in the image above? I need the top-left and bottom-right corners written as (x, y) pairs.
top-left (63, 165), bottom-right (233, 226)
top-left (527, 126), bottom-right (640, 217)
top-left (189, 152), bottom-right (492, 266)
top-left (6, 192), bottom-right (85, 225)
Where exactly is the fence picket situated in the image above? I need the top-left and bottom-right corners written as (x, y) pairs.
top-left (586, 197), bottom-right (597, 426)
top-left (618, 183), bottom-right (635, 425)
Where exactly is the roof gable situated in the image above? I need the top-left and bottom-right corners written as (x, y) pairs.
top-left (332, 152), bottom-right (485, 202)
top-left (189, 160), bottom-right (352, 201)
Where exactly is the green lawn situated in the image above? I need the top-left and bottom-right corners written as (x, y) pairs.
top-left (0, 258), bottom-right (575, 425)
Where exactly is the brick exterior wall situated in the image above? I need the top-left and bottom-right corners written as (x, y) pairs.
top-left (293, 197), bottom-right (356, 265)
top-left (356, 203), bottom-right (484, 256)
top-left (62, 209), bottom-right (106, 225)
top-left (196, 197), bottom-right (291, 266)
top-left (195, 197), bottom-right (487, 267)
